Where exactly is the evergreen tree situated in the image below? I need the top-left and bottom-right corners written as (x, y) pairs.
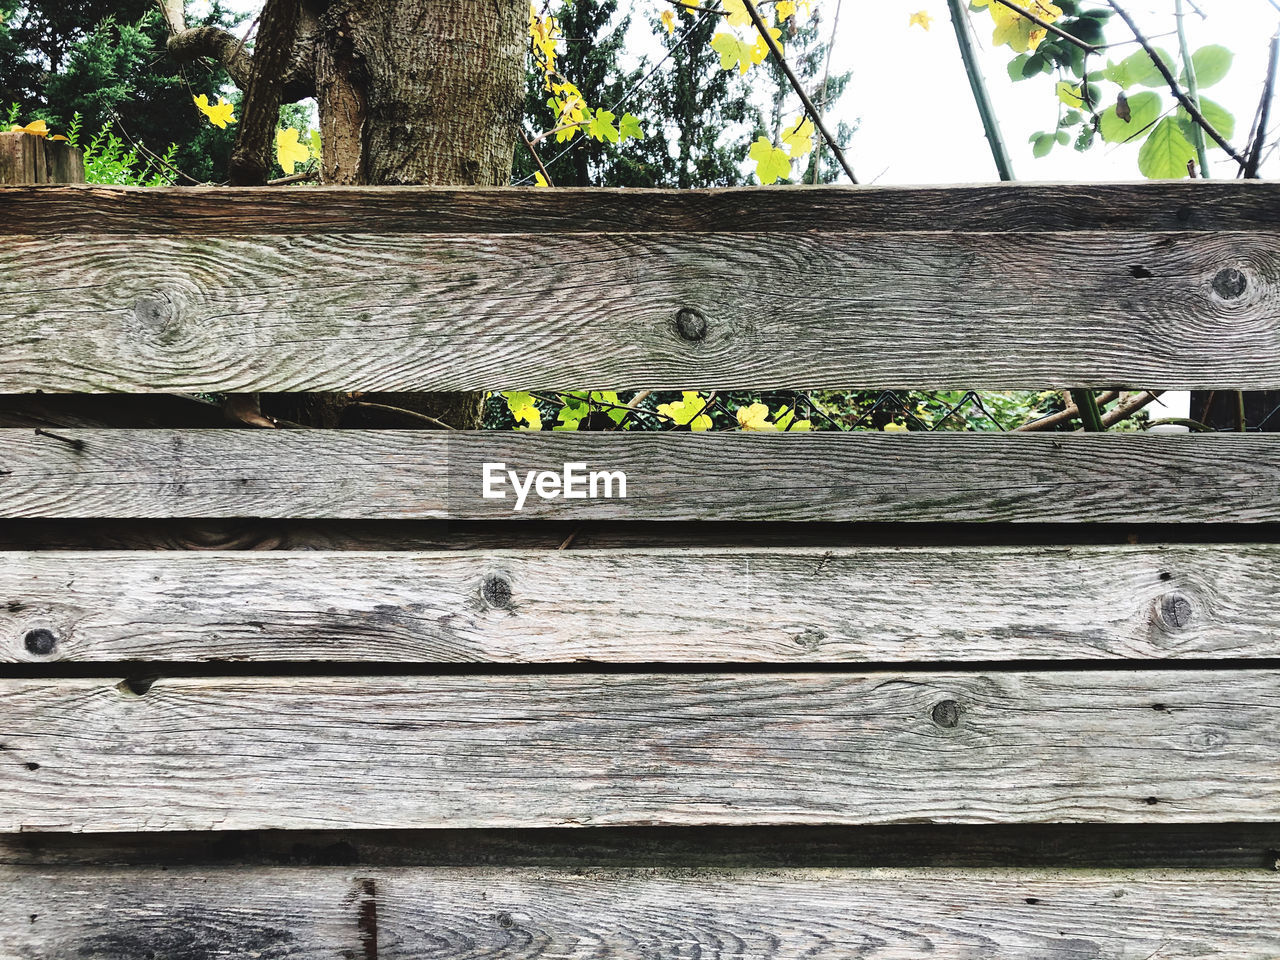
top-left (1, 0), bottom-right (242, 182)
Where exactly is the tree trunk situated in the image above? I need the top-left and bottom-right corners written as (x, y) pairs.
top-left (263, 0), bottom-right (526, 428)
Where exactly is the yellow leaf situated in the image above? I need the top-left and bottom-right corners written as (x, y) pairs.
top-left (721, 0), bottom-right (752, 28)
top-left (883, 422), bottom-right (909, 432)
top-left (749, 135), bottom-right (791, 183)
top-left (777, 0), bottom-right (797, 21)
top-left (9, 119), bottom-right (49, 137)
top-left (47, 134), bottom-right (69, 141)
top-left (660, 9), bottom-right (676, 33)
top-left (781, 115), bottom-right (814, 157)
top-left (534, 171), bottom-right (550, 187)
top-left (908, 10), bottom-right (933, 30)
top-left (711, 31), bottom-right (755, 73)
top-left (193, 94), bottom-right (236, 129)
top-left (751, 25), bottom-right (783, 64)
top-left (737, 402), bottom-right (778, 431)
top-left (275, 128), bottom-right (310, 173)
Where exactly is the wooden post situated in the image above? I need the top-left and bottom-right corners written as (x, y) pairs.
top-left (0, 131), bottom-right (84, 184)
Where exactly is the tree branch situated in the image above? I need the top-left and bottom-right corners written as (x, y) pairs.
top-left (1105, 0), bottom-right (1247, 166)
top-left (741, 0), bottom-right (857, 183)
top-left (229, 0), bottom-right (301, 186)
top-left (1244, 28), bottom-right (1279, 178)
top-left (165, 25), bottom-right (256, 90)
top-left (987, 0), bottom-right (1100, 54)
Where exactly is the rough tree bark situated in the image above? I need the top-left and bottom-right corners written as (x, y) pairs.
top-left (163, 0), bottom-right (527, 427)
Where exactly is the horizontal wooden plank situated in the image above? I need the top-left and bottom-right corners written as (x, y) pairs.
top-left (5, 182), bottom-right (1280, 234)
top-left (2, 187), bottom-right (1279, 391)
top-left (2, 430), bottom-right (1278, 522)
top-left (2, 671), bottom-right (1278, 832)
top-left (2, 544), bottom-right (1275, 663)
top-left (8, 823), bottom-right (1280, 869)
top-left (2, 866), bottom-right (1277, 959)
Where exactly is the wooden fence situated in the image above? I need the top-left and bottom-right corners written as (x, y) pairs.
top-left (1, 181), bottom-right (1279, 957)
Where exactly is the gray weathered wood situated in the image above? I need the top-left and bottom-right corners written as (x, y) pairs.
top-left (2, 430), bottom-right (1277, 521)
top-left (2, 544), bottom-right (1274, 663)
top-left (3, 671), bottom-right (1279, 832)
top-left (3, 181), bottom-right (1279, 234)
top-left (2, 185), bottom-right (1279, 391)
top-left (2, 866), bottom-right (1278, 959)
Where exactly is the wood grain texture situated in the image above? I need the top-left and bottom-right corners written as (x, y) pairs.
top-left (4, 181), bottom-right (1280, 234)
top-left (3, 866), bottom-right (1278, 959)
top-left (2, 430), bottom-right (1278, 522)
top-left (1, 544), bottom-right (1274, 663)
top-left (2, 192), bottom-right (1279, 391)
top-left (2, 671), bottom-right (1279, 832)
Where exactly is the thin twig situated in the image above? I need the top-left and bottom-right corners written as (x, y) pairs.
top-left (1174, 0), bottom-right (1209, 177)
top-left (1105, 0), bottom-right (1247, 165)
top-left (987, 0), bottom-right (1100, 53)
top-left (811, 0), bottom-right (844, 184)
top-left (741, 0), bottom-right (856, 183)
top-left (350, 401), bottom-right (458, 430)
top-left (1244, 28), bottom-right (1280, 177)
top-left (521, 129), bottom-right (554, 185)
top-left (267, 167), bottom-right (319, 185)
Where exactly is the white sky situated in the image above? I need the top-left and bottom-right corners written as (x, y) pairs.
top-left (212, 0), bottom-right (1278, 183)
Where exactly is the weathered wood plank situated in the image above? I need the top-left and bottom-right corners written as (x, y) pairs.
top-left (2, 671), bottom-right (1278, 831)
top-left (4, 182), bottom-right (1280, 234)
top-left (2, 544), bottom-right (1274, 663)
top-left (2, 192), bottom-right (1278, 391)
top-left (3, 866), bottom-right (1278, 959)
top-left (2, 430), bottom-right (1278, 522)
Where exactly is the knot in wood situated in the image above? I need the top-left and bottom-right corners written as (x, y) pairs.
top-left (931, 699), bottom-right (962, 729)
top-left (674, 307), bottom-right (708, 343)
top-left (22, 627), bottom-right (57, 657)
top-left (1160, 592), bottom-right (1194, 629)
top-left (1211, 267), bottom-right (1248, 300)
top-left (481, 575), bottom-right (513, 609)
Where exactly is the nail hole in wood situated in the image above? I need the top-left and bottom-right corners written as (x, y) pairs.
top-left (1129, 265), bottom-right (1152, 279)
top-left (116, 676), bottom-right (157, 697)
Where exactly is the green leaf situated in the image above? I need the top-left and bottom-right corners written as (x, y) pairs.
top-left (1007, 54), bottom-right (1031, 81)
top-left (1056, 81), bottom-right (1084, 108)
top-left (1060, 16), bottom-right (1105, 45)
top-left (1099, 90), bottom-right (1161, 143)
top-left (1138, 116), bottom-right (1196, 179)
top-left (586, 109), bottom-right (619, 143)
top-left (618, 112), bottom-right (644, 141)
top-left (1176, 96), bottom-right (1235, 145)
top-left (1030, 132), bottom-right (1055, 158)
top-left (1056, 130), bottom-right (1071, 145)
top-left (1181, 45), bottom-right (1232, 88)
top-left (1104, 47), bottom-right (1174, 89)
top-left (1021, 53), bottom-right (1050, 78)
